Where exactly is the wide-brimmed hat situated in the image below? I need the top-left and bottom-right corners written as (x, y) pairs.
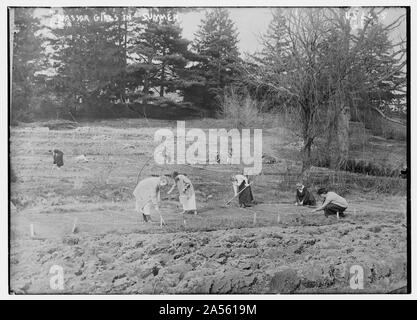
top-left (296, 183), bottom-right (303, 188)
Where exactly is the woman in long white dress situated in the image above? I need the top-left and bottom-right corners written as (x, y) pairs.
top-left (168, 171), bottom-right (197, 215)
top-left (133, 175), bottom-right (168, 222)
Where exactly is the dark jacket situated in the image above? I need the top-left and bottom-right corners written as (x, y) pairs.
top-left (296, 187), bottom-right (316, 206)
top-left (53, 149), bottom-right (64, 167)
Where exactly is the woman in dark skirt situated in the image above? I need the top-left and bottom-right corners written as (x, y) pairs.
top-left (294, 183), bottom-right (316, 206)
top-left (232, 174), bottom-right (254, 207)
top-left (50, 149), bottom-right (64, 168)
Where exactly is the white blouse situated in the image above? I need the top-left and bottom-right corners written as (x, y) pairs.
top-left (233, 174), bottom-right (249, 187)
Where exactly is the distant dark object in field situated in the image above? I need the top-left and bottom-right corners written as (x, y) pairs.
top-left (400, 168), bottom-right (408, 179)
top-left (216, 153), bottom-right (221, 164)
top-left (50, 149), bottom-right (64, 167)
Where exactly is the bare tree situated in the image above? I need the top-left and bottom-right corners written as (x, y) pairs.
top-left (244, 7), bottom-right (406, 171)
top-left (244, 8), bottom-right (331, 171)
top-left (322, 8), bottom-right (406, 168)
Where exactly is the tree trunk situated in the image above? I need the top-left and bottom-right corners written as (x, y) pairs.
top-left (326, 101), bottom-right (337, 168)
top-left (160, 63), bottom-right (165, 97)
top-left (142, 55), bottom-right (152, 94)
top-left (336, 12), bottom-right (351, 170)
top-left (301, 138), bottom-right (313, 172)
top-left (336, 96), bottom-right (350, 169)
top-left (328, 87), bottom-right (350, 169)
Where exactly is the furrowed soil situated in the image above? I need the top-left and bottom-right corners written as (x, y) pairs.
top-left (9, 119), bottom-right (408, 294)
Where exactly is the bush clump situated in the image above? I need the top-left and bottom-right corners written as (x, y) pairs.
top-left (217, 87), bottom-right (265, 129)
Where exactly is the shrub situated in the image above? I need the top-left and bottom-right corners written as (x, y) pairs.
top-left (362, 108), bottom-right (407, 141)
top-left (217, 87), bottom-right (265, 129)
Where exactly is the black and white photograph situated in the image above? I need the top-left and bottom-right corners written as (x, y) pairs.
top-left (7, 2), bottom-right (411, 297)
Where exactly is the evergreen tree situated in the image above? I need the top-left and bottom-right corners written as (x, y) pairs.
top-left (128, 8), bottom-right (192, 98)
top-left (11, 8), bottom-right (44, 122)
top-left (188, 8), bottom-right (241, 110)
top-left (247, 9), bottom-right (293, 108)
top-left (48, 8), bottom-right (127, 116)
top-left (258, 9), bottom-right (291, 66)
top-left (353, 19), bottom-right (406, 113)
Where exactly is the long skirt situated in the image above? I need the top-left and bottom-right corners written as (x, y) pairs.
top-left (179, 193), bottom-right (196, 211)
top-left (238, 181), bottom-right (254, 206)
top-left (135, 199), bottom-right (155, 222)
top-left (324, 203), bottom-right (347, 217)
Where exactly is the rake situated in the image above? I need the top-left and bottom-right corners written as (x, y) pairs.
top-left (224, 182), bottom-right (254, 206)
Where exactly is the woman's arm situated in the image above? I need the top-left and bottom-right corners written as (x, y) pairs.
top-left (312, 196), bottom-right (330, 212)
top-left (167, 183), bottom-right (176, 195)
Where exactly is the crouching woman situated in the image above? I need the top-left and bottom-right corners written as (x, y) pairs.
top-left (311, 187), bottom-right (348, 217)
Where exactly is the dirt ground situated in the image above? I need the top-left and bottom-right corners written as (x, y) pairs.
top-left (9, 119), bottom-right (408, 294)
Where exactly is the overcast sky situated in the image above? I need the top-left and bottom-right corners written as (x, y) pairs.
top-left (178, 7), bottom-right (406, 55)
top-left (177, 8), bottom-right (272, 55)
top-left (32, 7), bottom-right (406, 55)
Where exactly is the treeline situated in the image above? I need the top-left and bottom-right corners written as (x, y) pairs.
top-left (11, 8), bottom-right (242, 120)
top-left (11, 7), bottom-right (406, 170)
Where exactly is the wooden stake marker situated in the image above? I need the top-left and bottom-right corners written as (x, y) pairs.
top-left (72, 218), bottom-right (78, 233)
